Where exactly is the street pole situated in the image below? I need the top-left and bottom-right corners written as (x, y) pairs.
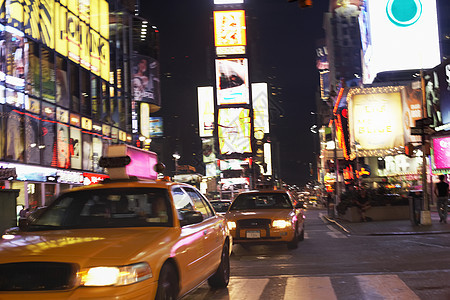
top-left (332, 115), bottom-right (340, 215)
top-left (420, 70), bottom-right (431, 225)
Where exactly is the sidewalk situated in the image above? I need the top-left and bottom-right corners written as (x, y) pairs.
top-left (323, 210), bottom-right (450, 236)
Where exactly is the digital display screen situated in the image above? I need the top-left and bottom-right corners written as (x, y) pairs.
top-left (215, 58), bottom-right (249, 105)
top-left (218, 108), bottom-right (252, 155)
top-left (361, 0), bottom-right (440, 83)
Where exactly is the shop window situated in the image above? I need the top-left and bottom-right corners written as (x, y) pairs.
top-left (80, 69), bottom-right (91, 116)
top-left (27, 182), bottom-right (42, 208)
top-left (70, 126), bottom-right (82, 169)
top-left (42, 47), bottom-right (55, 102)
top-left (25, 114), bottom-right (40, 164)
top-left (56, 123), bottom-right (70, 169)
top-left (41, 119), bottom-right (55, 166)
top-left (69, 62), bottom-right (80, 112)
top-left (5, 106), bottom-right (24, 162)
top-left (44, 184), bottom-right (56, 206)
top-left (56, 55), bottom-right (69, 108)
top-left (82, 133), bottom-right (93, 171)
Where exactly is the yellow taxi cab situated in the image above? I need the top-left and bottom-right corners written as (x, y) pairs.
top-left (0, 145), bottom-right (231, 299)
top-left (225, 190), bottom-right (305, 249)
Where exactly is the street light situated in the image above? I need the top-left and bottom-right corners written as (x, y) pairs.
top-left (172, 153), bottom-right (180, 175)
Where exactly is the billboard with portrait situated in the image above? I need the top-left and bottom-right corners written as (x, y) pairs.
top-left (56, 123), bottom-right (70, 168)
top-left (348, 87), bottom-right (404, 152)
top-left (360, 0), bottom-right (440, 84)
top-left (25, 114), bottom-right (40, 164)
top-left (70, 126), bottom-right (82, 169)
top-left (217, 107), bottom-right (252, 155)
top-left (215, 58), bottom-right (249, 105)
top-left (132, 54), bottom-right (161, 107)
top-left (426, 61), bottom-right (450, 130)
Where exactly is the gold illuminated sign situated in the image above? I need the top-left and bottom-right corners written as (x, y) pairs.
top-left (8, 0), bottom-right (110, 81)
top-left (81, 117), bottom-right (92, 130)
top-left (214, 10), bottom-right (246, 47)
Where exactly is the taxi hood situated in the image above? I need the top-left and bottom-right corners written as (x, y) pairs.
top-left (0, 227), bottom-right (174, 264)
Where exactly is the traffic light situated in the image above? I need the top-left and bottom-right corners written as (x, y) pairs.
top-left (405, 143), bottom-right (414, 157)
top-left (287, 0), bottom-right (313, 8)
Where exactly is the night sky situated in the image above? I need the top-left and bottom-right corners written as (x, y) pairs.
top-left (141, 0), bottom-right (449, 187)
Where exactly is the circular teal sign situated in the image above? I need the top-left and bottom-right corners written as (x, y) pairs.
top-left (386, 0), bottom-right (422, 27)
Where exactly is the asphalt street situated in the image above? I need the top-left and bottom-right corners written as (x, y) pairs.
top-left (184, 209), bottom-right (450, 300)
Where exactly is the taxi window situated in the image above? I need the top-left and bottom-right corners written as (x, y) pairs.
top-left (182, 187), bottom-right (213, 219)
top-left (27, 188), bottom-right (172, 230)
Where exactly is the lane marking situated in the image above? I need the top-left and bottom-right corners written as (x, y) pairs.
top-left (356, 274), bottom-right (419, 300)
top-left (284, 277), bottom-right (337, 300)
top-left (228, 278), bottom-right (269, 300)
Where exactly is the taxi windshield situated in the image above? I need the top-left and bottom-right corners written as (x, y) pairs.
top-left (27, 188), bottom-right (172, 231)
top-left (229, 193), bottom-right (293, 210)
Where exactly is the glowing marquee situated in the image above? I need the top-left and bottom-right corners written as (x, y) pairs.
top-left (7, 0), bottom-right (110, 81)
top-left (348, 87), bottom-right (405, 152)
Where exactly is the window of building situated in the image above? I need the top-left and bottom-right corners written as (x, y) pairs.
top-left (91, 76), bottom-right (100, 120)
top-left (56, 55), bottom-right (69, 108)
top-left (42, 47), bottom-right (55, 103)
top-left (26, 40), bottom-right (40, 98)
top-left (5, 106), bottom-right (24, 162)
top-left (69, 62), bottom-right (80, 112)
top-left (80, 69), bottom-right (91, 116)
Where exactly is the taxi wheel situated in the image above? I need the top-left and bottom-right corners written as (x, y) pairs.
top-left (298, 224), bottom-right (305, 241)
top-left (155, 262), bottom-right (179, 300)
top-left (287, 226), bottom-right (299, 249)
top-left (208, 243), bottom-right (230, 288)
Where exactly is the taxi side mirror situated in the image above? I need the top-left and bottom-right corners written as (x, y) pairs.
top-left (179, 210), bottom-right (204, 227)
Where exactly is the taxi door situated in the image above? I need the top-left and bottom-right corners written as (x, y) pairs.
top-left (182, 187), bottom-right (223, 274)
top-left (170, 186), bottom-right (211, 294)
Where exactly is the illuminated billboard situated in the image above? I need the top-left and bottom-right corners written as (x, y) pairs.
top-left (348, 87), bottom-right (405, 154)
top-left (197, 86), bottom-right (215, 137)
top-left (218, 108), bottom-right (252, 155)
top-left (132, 54), bottom-right (161, 108)
top-left (215, 58), bottom-right (249, 105)
top-left (214, 10), bottom-right (246, 55)
top-left (149, 117), bottom-right (163, 137)
top-left (360, 0), bottom-right (440, 84)
top-left (426, 61), bottom-right (450, 130)
top-left (432, 136), bottom-right (450, 171)
top-left (251, 83), bottom-right (269, 135)
top-left (6, 0), bottom-right (110, 81)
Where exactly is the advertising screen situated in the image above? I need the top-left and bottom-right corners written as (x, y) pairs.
top-left (132, 54), bottom-right (161, 106)
top-left (402, 86), bottom-right (423, 144)
top-left (348, 87), bottom-right (404, 151)
top-left (56, 123), bottom-right (70, 168)
top-left (215, 58), bottom-right (249, 105)
top-left (361, 0), bottom-right (440, 84)
top-left (202, 138), bottom-right (216, 164)
top-left (218, 108), bottom-right (252, 155)
top-left (252, 82), bottom-right (269, 135)
top-left (198, 86), bottom-right (215, 137)
top-left (70, 126), bottom-right (82, 169)
top-left (149, 117), bottom-right (163, 137)
top-left (427, 61), bottom-right (450, 129)
top-left (432, 136), bottom-right (450, 170)
top-left (214, 10), bottom-right (246, 47)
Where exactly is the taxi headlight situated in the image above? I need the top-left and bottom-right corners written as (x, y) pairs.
top-left (78, 262), bottom-right (152, 286)
top-left (272, 220), bottom-right (291, 229)
top-left (227, 221), bottom-right (236, 230)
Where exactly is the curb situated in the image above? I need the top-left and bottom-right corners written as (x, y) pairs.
top-left (322, 215), bottom-right (450, 236)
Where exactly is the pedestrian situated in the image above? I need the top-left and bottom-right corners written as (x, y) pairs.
top-left (354, 189), bottom-right (371, 222)
top-left (434, 175), bottom-right (448, 223)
